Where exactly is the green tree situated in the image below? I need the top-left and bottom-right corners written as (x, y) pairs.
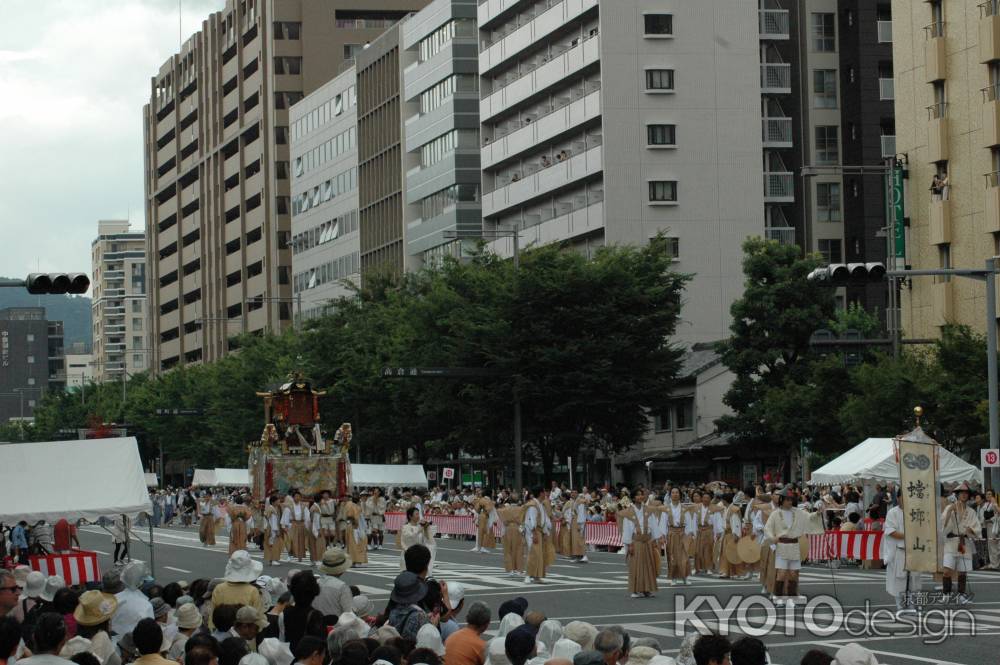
top-left (716, 238), bottom-right (838, 450)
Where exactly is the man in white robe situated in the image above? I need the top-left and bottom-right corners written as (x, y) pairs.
top-left (882, 489), bottom-right (922, 616)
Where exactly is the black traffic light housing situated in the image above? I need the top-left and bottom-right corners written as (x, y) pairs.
top-left (25, 273), bottom-right (90, 295)
top-left (807, 262), bottom-right (886, 287)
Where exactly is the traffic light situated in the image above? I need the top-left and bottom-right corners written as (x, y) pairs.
top-left (25, 273), bottom-right (90, 295)
top-left (807, 262), bottom-right (886, 286)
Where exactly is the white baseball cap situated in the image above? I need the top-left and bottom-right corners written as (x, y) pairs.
top-left (445, 581), bottom-right (465, 610)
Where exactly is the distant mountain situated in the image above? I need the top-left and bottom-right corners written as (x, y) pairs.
top-left (0, 278), bottom-right (93, 351)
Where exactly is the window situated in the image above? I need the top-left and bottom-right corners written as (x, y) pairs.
top-left (418, 19), bottom-right (476, 62)
top-left (133, 318), bottom-right (143, 331)
top-left (27, 355), bottom-right (34, 364)
top-left (654, 409), bottom-right (671, 432)
top-left (664, 237), bottom-right (680, 259)
top-left (132, 336), bottom-right (143, 347)
top-left (647, 124), bottom-right (676, 147)
top-left (28, 400), bottom-right (35, 408)
top-left (134, 354), bottom-right (145, 366)
top-left (27, 378), bottom-right (35, 386)
top-left (644, 14), bottom-right (673, 36)
top-left (645, 69), bottom-right (674, 91)
top-left (815, 126), bottom-right (839, 165)
top-left (132, 300), bottom-right (143, 313)
top-left (812, 13), bottom-right (835, 52)
top-left (816, 183), bottom-right (841, 222)
top-left (648, 181), bottom-right (678, 203)
top-left (26, 333), bottom-right (34, 342)
top-left (818, 239), bottom-right (843, 264)
top-left (813, 69), bottom-right (837, 108)
top-left (674, 398), bottom-right (694, 430)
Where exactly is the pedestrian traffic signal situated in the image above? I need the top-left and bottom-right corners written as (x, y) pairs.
top-left (25, 273), bottom-right (90, 295)
top-left (807, 262), bottom-right (886, 286)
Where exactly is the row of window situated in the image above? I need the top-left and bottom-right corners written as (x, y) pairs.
top-left (293, 126), bottom-right (357, 179)
top-left (291, 167), bottom-right (358, 217)
top-left (292, 210), bottom-right (360, 255)
top-left (420, 129), bottom-right (479, 168)
top-left (419, 19), bottom-right (475, 63)
top-left (420, 184), bottom-right (480, 221)
top-left (293, 252), bottom-right (361, 294)
top-left (290, 86), bottom-right (357, 143)
top-left (419, 74), bottom-right (477, 116)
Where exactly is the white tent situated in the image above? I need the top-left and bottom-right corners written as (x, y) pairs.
top-left (213, 468), bottom-right (250, 487)
top-left (145, 473), bottom-right (159, 488)
top-left (0, 437), bottom-right (152, 522)
top-left (191, 469), bottom-right (216, 487)
top-left (809, 437), bottom-right (983, 485)
top-left (352, 464), bottom-right (427, 488)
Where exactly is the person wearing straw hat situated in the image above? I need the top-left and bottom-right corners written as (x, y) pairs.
top-left (233, 606), bottom-right (270, 652)
top-left (69, 589), bottom-right (119, 665)
top-left (763, 485), bottom-right (824, 606)
top-left (313, 548), bottom-right (353, 618)
top-left (211, 551), bottom-right (264, 620)
top-left (167, 603), bottom-right (202, 661)
top-left (941, 481), bottom-right (980, 604)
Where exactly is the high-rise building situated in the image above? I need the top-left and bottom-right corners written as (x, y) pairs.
top-left (892, 0), bottom-right (998, 338)
top-left (144, 0), bottom-right (431, 372)
top-left (91, 220), bottom-right (147, 382)
top-left (290, 68), bottom-right (362, 319)
top-left (760, 2), bottom-right (893, 316)
top-left (0, 308), bottom-right (64, 423)
top-left (401, 0), bottom-right (483, 266)
top-left (477, 0), bottom-right (764, 345)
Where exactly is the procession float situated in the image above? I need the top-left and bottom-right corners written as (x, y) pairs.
top-left (247, 373), bottom-right (353, 499)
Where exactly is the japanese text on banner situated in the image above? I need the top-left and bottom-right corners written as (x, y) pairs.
top-left (897, 438), bottom-right (939, 573)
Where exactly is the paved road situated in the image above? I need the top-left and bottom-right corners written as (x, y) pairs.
top-left (78, 525), bottom-right (1000, 664)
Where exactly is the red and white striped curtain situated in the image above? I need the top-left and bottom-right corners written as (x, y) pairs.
top-left (30, 551), bottom-right (102, 585)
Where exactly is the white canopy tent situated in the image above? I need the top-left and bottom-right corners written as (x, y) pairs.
top-left (191, 469), bottom-right (216, 487)
top-left (352, 464), bottom-right (427, 488)
top-left (0, 437), bottom-right (152, 523)
top-left (809, 437), bottom-right (983, 486)
top-left (145, 473), bottom-right (159, 488)
top-left (213, 468), bottom-right (250, 487)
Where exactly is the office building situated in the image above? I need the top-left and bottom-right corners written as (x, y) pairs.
top-left (892, 0), bottom-right (999, 338)
top-left (477, 0), bottom-right (764, 345)
top-left (91, 220), bottom-right (147, 381)
top-left (402, 0), bottom-right (482, 265)
top-left (0, 308), bottom-right (64, 423)
top-left (144, 0), bottom-right (431, 372)
top-left (290, 68), bottom-right (361, 319)
top-left (65, 353), bottom-right (95, 388)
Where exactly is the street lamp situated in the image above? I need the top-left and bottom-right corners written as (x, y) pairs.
top-left (442, 226), bottom-right (524, 491)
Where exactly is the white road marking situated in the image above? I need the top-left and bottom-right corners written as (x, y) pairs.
top-left (164, 566), bottom-right (191, 573)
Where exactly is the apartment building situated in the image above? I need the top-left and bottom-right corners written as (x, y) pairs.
top-left (290, 68), bottom-right (361, 319)
top-left (401, 0), bottom-right (483, 266)
top-left (477, 0), bottom-right (764, 345)
top-left (144, 0), bottom-right (430, 372)
top-left (90, 220), bottom-right (147, 381)
top-left (892, 0), bottom-right (1000, 339)
top-left (761, 1), bottom-right (893, 314)
top-left (0, 308), bottom-right (64, 423)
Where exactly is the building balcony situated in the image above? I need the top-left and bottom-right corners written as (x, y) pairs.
top-left (486, 199), bottom-right (605, 257)
top-left (483, 87), bottom-right (601, 168)
top-left (759, 9), bottom-right (790, 40)
top-left (104, 324), bottom-right (126, 334)
top-left (925, 27), bottom-right (946, 82)
top-left (879, 77), bottom-right (895, 100)
top-left (761, 117), bottom-right (793, 148)
top-left (878, 20), bottom-right (893, 43)
top-left (481, 31), bottom-right (600, 122)
top-left (984, 94), bottom-right (1000, 147)
top-left (478, 0), bottom-right (527, 29)
top-left (928, 199), bottom-right (951, 245)
top-left (765, 226), bottom-right (796, 246)
top-left (482, 144), bottom-right (602, 218)
top-left (763, 172), bottom-right (794, 203)
top-left (881, 135), bottom-right (897, 158)
top-left (932, 280), bottom-right (954, 326)
top-left (986, 172), bottom-right (1000, 232)
top-left (927, 109), bottom-right (948, 162)
top-left (980, 9), bottom-right (1000, 63)
top-left (760, 63), bottom-right (791, 95)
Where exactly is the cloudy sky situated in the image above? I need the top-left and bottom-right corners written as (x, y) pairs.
top-left (0, 0), bottom-right (222, 287)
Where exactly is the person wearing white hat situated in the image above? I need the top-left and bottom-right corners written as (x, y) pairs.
top-left (233, 606), bottom-right (270, 652)
top-left (416, 624), bottom-right (445, 657)
top-left (40, 576), bottom-right (66, 604)
top-left (211, 551), bottom-right (264, 622)
top-left (438, 582), bottom-right (465, 642)
top-left (258, 638), bottom-right (294, 665)
top-left (941, 482), bottom-right (980, 604)
top-left (830, 642), bottom-right (881, 665)
top-left (112, 562), bottom-right (154, 637)
top-left (167, 603), bottom-right (202, 661)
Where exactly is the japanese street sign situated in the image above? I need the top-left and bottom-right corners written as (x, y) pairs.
top-left (380, 367), bottom-right (507, 378)
top-left (897, 435), bottom-right (940, 573)
top-left (982, 449), bottom-right (1000, 468)
top-left (892, 163), bottom-right (905, 261)
top-left (427, 470), bottom-right (437, 481)
top-left (442, 467), bottom-right (455, 480)
top-left (155, 408), bottom-right (204, 416)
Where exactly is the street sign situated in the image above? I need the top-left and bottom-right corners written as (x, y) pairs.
top-left (427, 470), bottom-right (437, 481)
top-left (442, 467), bottom-right (455, 480)
top-left (155, 408), bottom-right (204, 416)
top-left (983, 449), bottom-right (1000, 468)
top-left (892, 163), bottom-right (906, 263)
top-left (380, 367), bottom-right (508, 378)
